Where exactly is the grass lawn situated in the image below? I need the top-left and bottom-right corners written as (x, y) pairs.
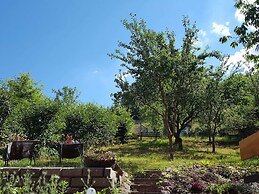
top-left (0, 136), bottom-right (258, 176)
top-left (101, 136), bottom-right (259, 174)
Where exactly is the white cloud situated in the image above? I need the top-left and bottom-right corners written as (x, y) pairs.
top-left (247, 0), bottom-right (256, 4)
top-left (234, 0), bottom-right (256, 23)
top-left (225, 47), bottom-right (257, 73)
top-left (235, 9), bottom-right (245, 23)
top-left (115, 70), bottom-right (131, 81)
top-left (234, 3), bottom-right (256, 31)
top-left (211, 22), bottom-right (231, 36)
top-left (226, 49), bottom-right (249, 73)
top-left (195, 29), bottom-right (209, 48)
top-left (199, 29), bottom-right (207, 37)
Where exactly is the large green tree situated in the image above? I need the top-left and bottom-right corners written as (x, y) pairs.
top-left (20, 99), bottom-right (60, 140)
top-left (223, 73), bottom-right (259, 137)
top-left (110, 15), bottom-right (221, 159)
top-left (221, 0), bottom-right (259, 123)
top-left (6, 73), bottom-right (43, 105)
top-left (1, 73), bottom-right (45, 141)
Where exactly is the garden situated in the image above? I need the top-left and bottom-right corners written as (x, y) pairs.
top-left (0, 0), bottom-right (259, 193)
top-left (0, 136), bottom-right (259, 193)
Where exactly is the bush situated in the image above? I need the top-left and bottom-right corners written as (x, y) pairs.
top-left (47, 103), bottom-right (118, 148)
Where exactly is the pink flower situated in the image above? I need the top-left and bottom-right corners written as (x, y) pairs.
top-left (191, 182), bottom-right (204, 193)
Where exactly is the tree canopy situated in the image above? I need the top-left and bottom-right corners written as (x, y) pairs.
top-left (110, 15), bottom-right (222, 159)
top-left (0, 73), bottom-right (133, 151)
top-left (220, 0), bottom-right (259, 66)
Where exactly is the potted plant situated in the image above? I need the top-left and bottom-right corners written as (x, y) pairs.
top-left (84, 151), bottom-right (116, 167)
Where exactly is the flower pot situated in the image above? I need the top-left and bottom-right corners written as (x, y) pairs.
top-left (84, 156), bottom-right (116, 167)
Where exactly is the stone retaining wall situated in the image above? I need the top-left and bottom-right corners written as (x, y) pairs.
top-left (0, 167), bottom-right (117, 193)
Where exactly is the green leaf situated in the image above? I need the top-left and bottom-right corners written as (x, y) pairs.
top-left (230, 42), bottom-right (239, 48)
top-left (219, 36), bottom-right (228, 43)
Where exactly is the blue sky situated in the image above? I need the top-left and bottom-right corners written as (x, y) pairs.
top-left (0, 0), bottom-right (248, 106)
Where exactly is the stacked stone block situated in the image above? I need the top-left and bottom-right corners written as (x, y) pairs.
top-left (0, 167), bottom-right (117, 193)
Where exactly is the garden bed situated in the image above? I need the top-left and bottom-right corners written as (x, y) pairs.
top-left (160, 165), bottom-right (259, 194)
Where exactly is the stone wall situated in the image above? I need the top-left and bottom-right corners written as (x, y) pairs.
top-left (0, 167), bottom-right (117, 193)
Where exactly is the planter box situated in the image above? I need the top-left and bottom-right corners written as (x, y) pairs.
top-left (84, 156), bottom-right (115, 167)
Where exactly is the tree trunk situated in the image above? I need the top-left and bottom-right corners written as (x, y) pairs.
top-left (163, 114), bottom-right (174, 160)
top-left (207, 124), bottom-right (212, 143)
top-left (212, 133), bottom-right (216, 153)
top-left (168, 133), bottom-right (174, 160)
top-left (174, 134), bottom-right (183, 151)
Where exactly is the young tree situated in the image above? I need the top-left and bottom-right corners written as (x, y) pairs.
top-left (52, 86), bottom-right (80, 105)
top-left (112, 106), bottom-right (133, 144)
top-left (110, 15), bottom-right (221, 159)
top-left (200, 64), bottom-right (233, 153)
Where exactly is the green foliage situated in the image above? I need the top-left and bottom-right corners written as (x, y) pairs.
top-left (110, 14), bottom-right (222, 157)
top-left (217, 1), bottom-right (259, 141)
top-left (234, 0), bottom-right (259, 51)
top-left (2, 99), bottom-right (59, 141)
top-left (47, 103), bottom-right (132, 148)
top-left (52, 86), bottom-right (80, 105)
top-left (199, 64), bottom-right (236, 152)
top-left (116, 124), bottom-right (128, 144)
top-left (0, 73), bottom-right (45, 142)
top-left (112, 106), bottom-right (133, 144)
top-left (230, 41), bottom-right (239, 48)
top-left (140, 105), bottom-right (163, 133)
top-left (6, 73), bottom-right (43, 105)
top-left (198, 68), bottom-right (259, 148)
top-left (112, 106), bottom-right (133, 131)
top-left (219, 36), bottom-right (231, 44)
top-left (221, 0), bottom-right (259, 66)
top-left (22, 100), bottom-right (60, 140)
top-left (0, 85), bottom-right (11, 138)
top-left (0, 73), bottom-right (132, 150)
top-left (222, 73), bottom-right (259, 137)
top-left (0, 172), bottom-right (68, 194)
top-left (207, 182), bottom-right (244, 194)
top-left (98, 187), bottom-right (122, 194)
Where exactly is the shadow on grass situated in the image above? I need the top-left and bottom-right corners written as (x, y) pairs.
top-left (117, 159), bottom-right (144, 174)
top-left (1, 137), bottom-right (256, 173)
top-left (107, 138), bottom-right (169, 157)
top-left (0, 157), bottom-right (83, 168)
